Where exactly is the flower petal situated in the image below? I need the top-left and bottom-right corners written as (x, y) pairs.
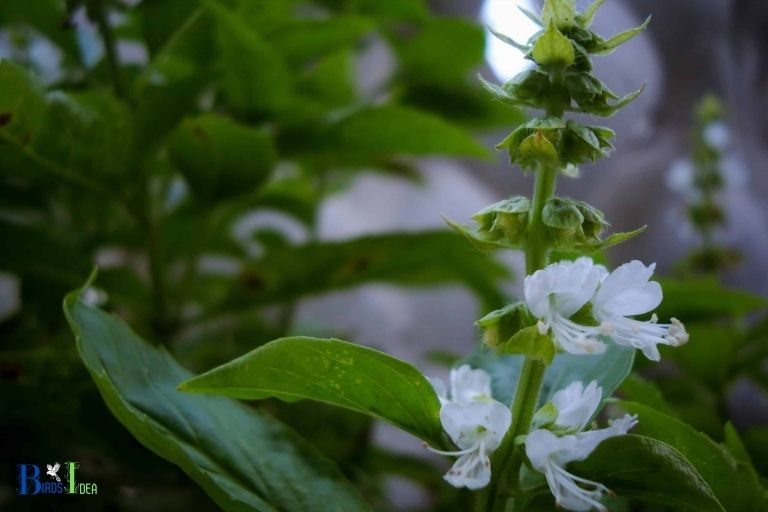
top-left (552, 381), bottom-right (602, 432)
top-left (443, 452), bottom-right (491, 490)
top-left (439, 400), bottom-right (512, 450)
top-left (427, 376), bottom-right (449, 405)
top-left (593, 261), bottom-right (662, 318)
top-left (525, 257), bottom-right (606, 320)
top-left (449, 365), bottom-right (493, 403)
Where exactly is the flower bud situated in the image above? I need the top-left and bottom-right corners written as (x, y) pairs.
top-left (519, 130), bottom-right (559, 167)
top-left (472, 196), bottom-right (531, 243)
top-left (541, 0), bottom-right (577, 30)
top-left (532, 23), bottom-right (575, 68)
top-left (542, 197), bottom-right (610, 247)
top-left (497, 117), bottom-right (566, 170)
top-left (476, 302), bottom-right (531, 348)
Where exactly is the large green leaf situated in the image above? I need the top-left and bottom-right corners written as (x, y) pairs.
top-left (0, 59), bottom-right (46, 142)
top-left (0, 0), bottom-right (81, 64)
top-left (656, 278), bottom-right (767, 321)
top-left (570, 435), bottom-right (724, 511)
top-left (63, 280), bottom-right (370, 512)
top-left (395, 19), bottom-right (485, 85)
top-left (31, 91), bottom-right (134, 180)
top-left (180, 336), bottom-right (445, 447)
top-left (0, 62), bottom-right (133, 191)
top-left (168, 114), bottom-right (276, 202)
top-left (205, 1), bottom-right (293, 114)
top-left (464, 341), bottom-right (634, 405)
top-left (266, 17), bottom-right (373, 65)
top-left (229, 231), bottom-right (508, 309)
top-left (335, 105), bottom-right (489, 158)
top-left (293, 105), bottom-right (490, 160)
top-left (619, 401), bottom-right (767, 512)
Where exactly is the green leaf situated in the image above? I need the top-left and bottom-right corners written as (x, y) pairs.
top-left (655, 278), bottom-right (767, 321)
top-left (0, 59), bottom-right (46, 142)
top-left (397, 19), bottom-right (485, 85)
top-left (464, 341), bottom-right (634, 405)
top-left (0, 0), bottom-right (80, 64)
top-left (340, 0), bottom-right (428, 21)
top-left (205, 1), bottom-right (293, 114)
top-left (592, 16), bottom-right (652, 55)
top-left (231, 231), bottom-right (508, 310)
top-left (444, 217), bottom-right (520, 252)
top-left (31, 91), bottom-right (134, 180)
top-left (570, 435), bottom-right (725, 511)
top-left (576, 225), bottom-right (646, 252)
top-left (618, 401), bottom-right (766, 511)
top-left (63, 278), bottom-right (370, 512)
top-left (267, 17), bottom-right (372, 65)
top-left (518, 6), bottom-right (543, 27)
top-left (618, 374), bottom-right (678, 418)
top-left (497, 326), bottom-right (555, 364)
top-left (664, 322), bottom-right (734, 386)
top-left (580, 0), bottom-right (607, 27)
top-left (180, 336), bottom-right (445, 447)
top-left (328, 106), bottom-right (490, 159)
top-left (168, 114), bottom-right (276, 202)
top-left (581, 84), bottom-right (646, 117)
top-left (487, 26), bottom-right (529, 52)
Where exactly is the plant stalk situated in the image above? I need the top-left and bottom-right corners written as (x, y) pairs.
top-left (478, 163), bottom-right (557, 512)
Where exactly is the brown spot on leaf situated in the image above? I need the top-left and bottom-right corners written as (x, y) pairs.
top-left (0, 112), bottom-right (12, 126)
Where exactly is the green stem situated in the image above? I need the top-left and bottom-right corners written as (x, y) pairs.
top-left (134, 196), bottom-right (171, 339)
top-left (478, 163), bottom-right (558, 512)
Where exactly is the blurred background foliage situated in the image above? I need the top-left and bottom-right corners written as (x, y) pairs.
top-left (0, 0), bottom-right (767, 511)
top-left (0, 0), bottom-right (521, 510)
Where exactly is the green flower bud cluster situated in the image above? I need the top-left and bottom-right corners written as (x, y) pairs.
top-left (481, 0), bottom-right (649, 169)
top-left (448, 196), bottom-right (635, 253)
top-left (677, 95), bottom-right (741, 274)
top-left (448, 0), bottom-right (647, 254)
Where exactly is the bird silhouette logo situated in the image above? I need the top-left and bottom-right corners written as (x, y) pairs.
top-left (46, 463), bottom-right (61, 482)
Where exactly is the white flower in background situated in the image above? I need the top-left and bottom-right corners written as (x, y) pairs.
top-left (592, 261), bottom-right (689, 361)
top-left (427, 365), bottom-right (511, 489)
top-left (551, 381), bottom-right (602, 432)
top-left (526, 415), bottom-right (637, 512)
top-left (526, 380), bottom-right (637, 511)
top-left (524, 257), bottom-right (607, 355)
top-left (665, 158), bottom-right (700, 202)
top-left (429, 364), bottom-right (493, 405)
top-left (702, 121), bottom-right (730, 152)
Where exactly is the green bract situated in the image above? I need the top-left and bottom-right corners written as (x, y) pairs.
top-left (476, 302), bottom-right (533, 349)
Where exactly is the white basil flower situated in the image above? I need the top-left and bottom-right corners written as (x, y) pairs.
top-left (592, 260), bottom-right (689, 361)
top-left (429, 364), bottom-right (494, 405)
top-left (427, 366), bottom-right (511, 489)
top-left (702, 120), bottom-right (730, 152)
top-left (526, 415), bottom-right (637, 511)
top-left (524, 257), bottom-right (607, 355)
top-left (551, 380), bottom-right (602, 432)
